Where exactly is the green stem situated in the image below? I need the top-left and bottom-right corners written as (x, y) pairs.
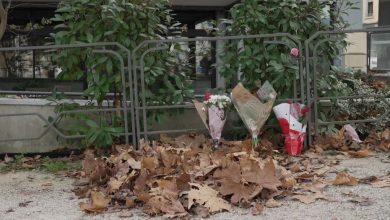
top-left (252, 135), bottom-right (258, 148)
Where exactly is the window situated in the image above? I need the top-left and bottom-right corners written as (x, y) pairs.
top-left (367, 0), bottom-right (374, 17)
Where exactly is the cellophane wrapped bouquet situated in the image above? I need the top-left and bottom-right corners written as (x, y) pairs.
top-left (193, 92), bottom-right (231, 148)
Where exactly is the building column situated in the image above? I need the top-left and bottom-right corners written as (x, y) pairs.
top-left (215, 10), bottom-right (226, 88)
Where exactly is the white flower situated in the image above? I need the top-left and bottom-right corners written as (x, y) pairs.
top-left (204, 94), bottom-right (231, 109)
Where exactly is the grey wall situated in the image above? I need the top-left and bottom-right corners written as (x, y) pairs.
top-left (345, 0), bottom-right (363, 29)
top-left (379, 1), bottom-right (390, 26)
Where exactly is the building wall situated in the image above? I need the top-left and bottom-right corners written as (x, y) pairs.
top-left (344, 33), bottom-right (368, 71)
top-left (343, 0), bottom-right (368, 71)
top-left (346, 0), bottom-right (363, 29)
top-left (378, 1), bottom-right (390, 26)
top-left (362, 0), bottom-right (379, 26)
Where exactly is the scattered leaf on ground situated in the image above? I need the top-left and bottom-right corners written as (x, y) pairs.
top-left (348, 149), bottom-right (370, 158)
top-left (333, 172), bottom-right (358, 186)
top-left (252, 203), bottom-right (264, 215)
top-left (188, 183), bottom-right (232, 213)
top-left (265, 198), bottom-right (283, 208)
top-left (79, 191), bottom-right (110, 213)
top-left (292, 192), bottom-right (328, 204)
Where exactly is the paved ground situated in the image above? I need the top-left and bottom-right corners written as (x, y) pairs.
top-left (1, 154), bottom-right (390, 220)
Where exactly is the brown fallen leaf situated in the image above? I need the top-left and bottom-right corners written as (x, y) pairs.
top-left (5, 208), bottom-right (14, 213)
top-left (127, 157), bottom-right (141, 170)
top-left (18, 201), bottom-right (32, 207)
top-left (359, 176), bottom-right (378, 184)
top-left (188, 183), bottom-right (232, 213)
top-left (108, 178), bottom-right (124, 192)
top-left (41, 182), bottom-right (53, 187)
top-left (342, 191), bottom-right (373, 206)
top-left (214, 161), bottom-right (261, 204)
top-left (333, 172), bottom-right (358, 186)
top-left (265, 198), bottom-right (282, 208)
top-left (348, 149), bottom-right (370, 158)
top-left (174, 133), bottom-right (207, 148)
top-left (79, 191), bottom-right (110, 213)
top-left (146, 180), bottom-right (188, 218)
top-left (292, 192), bottom-right (327, 204)
top-left (314, 166), bottom-right (330, 176)
top-left (240, 158), bottom-right (281, 191)
top-left (252, 203), bottom-right (264, 215)
top-left (72, 178), bottom-right (89, 187)
top-left (217, 178), bottom-right (262, 204)
top-left (125, 197), bottom-right (135, 208)
top-left (371, 179), bottom-right (390, 188)
top-left (141, 157), bottom-right (159, 172)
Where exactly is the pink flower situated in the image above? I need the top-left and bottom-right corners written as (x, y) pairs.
top-left (290, 48), bottom-right (299, 58)
top-left (204, 91), bottom-right (212, 101)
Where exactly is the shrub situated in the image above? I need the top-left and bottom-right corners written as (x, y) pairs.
top-left (219, 0), bottom-right (356, 97)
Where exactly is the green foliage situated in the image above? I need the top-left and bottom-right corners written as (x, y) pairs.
top-left (41, 157), bottom-right (82, 173)
top-left (51, 0), bottom-right (193, 105)
top-left (318, 67), bottom-right (390, 135)
top-left (47, 91), bottom-right (123, 148)
top-left (50, 0), bottom-right (194, 147)
top-left (219, 0), bottom-right (354, 96)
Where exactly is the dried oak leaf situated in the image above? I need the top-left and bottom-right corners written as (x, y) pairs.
top-left (348, 149), bottom-right (370, 158)
top-left (333, 172), bottom-right (358, 186)
top-left (188, 183), bottom-right (232, 213)
top-left (80, 191), bottom-right (110, 213)
top-left (240, 158), bottom-right (281, 191)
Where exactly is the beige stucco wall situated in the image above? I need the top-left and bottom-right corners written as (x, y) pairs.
top-left (344, 33), bottom-right (368, 71)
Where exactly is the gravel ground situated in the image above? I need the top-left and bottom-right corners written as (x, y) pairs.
top-left (1, 154), bottom-right (390, 220)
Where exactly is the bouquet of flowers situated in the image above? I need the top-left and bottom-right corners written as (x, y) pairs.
top-left (193, 92), bottom-right (231, 148)
top-left (273, 102), bottom-right (309, 156)
top-left (231, 82), bottom-right (277, 148)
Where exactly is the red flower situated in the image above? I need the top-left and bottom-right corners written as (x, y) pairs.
top-left (204, 91), bottom-right (212, 101)
top-left (300, 106), bottom-right (310, 115)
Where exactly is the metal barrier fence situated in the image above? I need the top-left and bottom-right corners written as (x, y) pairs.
top-left (131, 33), bottom-right (305, 143)
top-left (0, 42), bottom-right (136, 147)
top-left (0, 29), bottom-right (389, 150)
top-left (305, 27), bottom-right (390, 146)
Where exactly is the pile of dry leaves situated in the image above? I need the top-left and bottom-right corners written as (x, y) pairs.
top-left (73, 129), bottom-right (390, 218)
top-left (71, 134), bottom-right (327, 217)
